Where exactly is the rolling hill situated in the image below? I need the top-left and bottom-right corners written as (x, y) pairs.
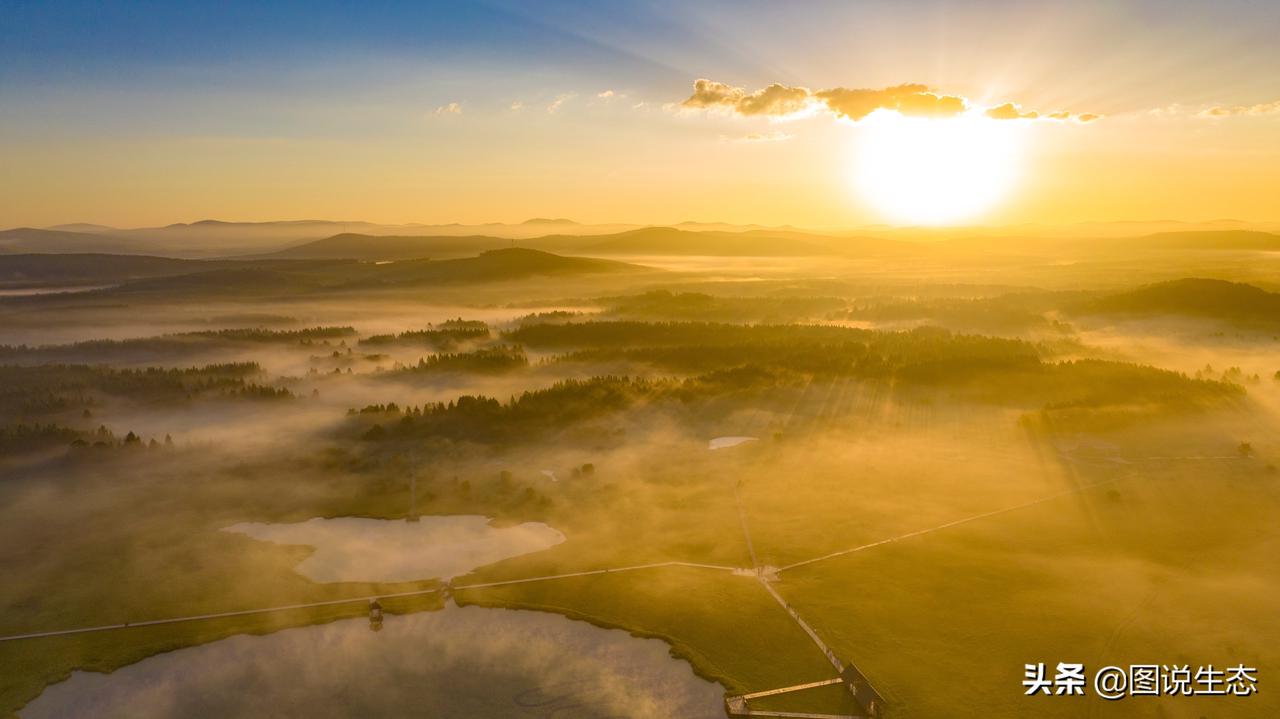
top-left (578, 227), bottom-right (838, 256)
top-left (259, 233), bottom-right (514, 260)
top-left (5, 218), bottom-right (644, 258)
top-left (0, 228), bottom-right (151, 255)
top-left (337, 248), bottom-right (651, 289)
top-left (262, 226), bottom-right (865, 261)
top-left (1077, 278), bottom-right (1280, 325)
top-left (0, 253), bottom-right (229, 287)
top-left (0, 253), bottom-right (365, 290)
top-left (11, 248), bottom-right (654, 300)
top-left (1129, 230), bottom-right (1280, 251)
top-left (109, 267), bottom-right (335, 297)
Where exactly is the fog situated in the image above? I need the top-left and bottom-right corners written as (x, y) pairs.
top-left (223, 516), bottom-right (565, 583)
top-left (1, 241), bottom-right (1278, 718)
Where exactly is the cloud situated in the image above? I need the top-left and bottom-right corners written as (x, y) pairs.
top-left (680, 78), bottom-right (1100, 124)
top-left (682, 79), bottom-right (811, 117)
top-left (893, 90), bottom-right (968, 118)
top-left (723, 131), bottom-right (794, 143)
top-left (1198, 99), bottom-right (1280, 118)
top-left (1145, 103), bottom-right (1184, 118)
top-left (986, 102), bottom-right (1099, 123)
top-left (434, 102), bottom-right (462, 116)
top-left (985, 102), bottom-right (1039, 120)
top-left (817, 84), bottom-right (968, 121)
top-left (597, 90), bottom-right (616, 98)
top-left (547, 94), bottom-right (574, 113)
top-left (682, 79), bottom-right (966, 120)
top-left (738, 83), bottom-right (812, 116)
top-left (682, 79), bottom-right (746, 110)
top-left (509, 100), bottom-right (524, 111)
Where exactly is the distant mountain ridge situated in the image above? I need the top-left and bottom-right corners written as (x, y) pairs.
top-left (521, 217), bottom-right (578, 225)
top-left (336, 247), bottom-right (646, 289)
top-left (6, 220), bottom-right (1280, 260)
top-left (0, 228), bottom-right (152, 255)
top-left (579, 227), bottom-right (836, 256)
top-left (258, 233), bottom-right (516, 260)
top-left (259, 226), bottom-right (912, 261)
top-left (1, 248), bottom-right (653, 300)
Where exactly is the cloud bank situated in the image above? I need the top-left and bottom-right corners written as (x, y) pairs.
top-left (1198, 99), bottom-right (1280, 118)
top-left (816, 83), bottom-right (967, 120)
top-left (683, 79), bottom-right (812, 117)
top-left (681, 79), bottom-right (1100, 123)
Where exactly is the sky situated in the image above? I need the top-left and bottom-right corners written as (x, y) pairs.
top-left (2, 0), bottom-right (1278, 228)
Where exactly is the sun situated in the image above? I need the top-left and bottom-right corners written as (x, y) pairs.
top-left (853, 111), bottom-right (1025, 226)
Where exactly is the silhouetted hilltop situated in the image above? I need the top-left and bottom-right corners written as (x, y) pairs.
top-left (522, 218), bottom-right (578, 225)
top-left (0, 254), bottom-right (366, 292)
top-left (45, 223), bottom-right (118, 233)
top-left (339, 248), bottom-right (648, 288)
top-left (580, 227), bottom-right (838, 256)
top-left (261, 233), bottom-right (511, 260)
top-left (14, 222), bottom-right (1280, 260)
top-left (109, 267), bottom-right (334, 296)
top-left (1079, 278), bottom-right (1280, 325)
top-left (1132, 230), bottom-right (1280, 250)
top-left (0, 253), bottom-right (221, 287)
top-left (265, 226), bottom-right (869, 260)
top-left (0, 228), bottom-right (145, 255)
top-left (52, 248), bottom-right (651, 300)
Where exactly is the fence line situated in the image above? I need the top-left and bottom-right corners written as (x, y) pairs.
top-left (0, 561), bottom-right (738, 643)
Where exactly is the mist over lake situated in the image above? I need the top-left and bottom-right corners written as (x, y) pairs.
top-left (223, 515), bottom-right (566, 583)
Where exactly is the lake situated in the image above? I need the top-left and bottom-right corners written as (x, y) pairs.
top-left (21, 605), bottom-right (727, 719)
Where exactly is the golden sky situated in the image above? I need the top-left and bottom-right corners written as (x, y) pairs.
top-left (2, 1), bottom-right (1278, 228)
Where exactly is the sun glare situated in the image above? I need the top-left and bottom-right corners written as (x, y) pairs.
top-left (853, 111), bottom-right (1024, 226)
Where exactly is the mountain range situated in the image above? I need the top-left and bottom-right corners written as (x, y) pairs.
top-left (3, 219), bottom-right (1279, 262)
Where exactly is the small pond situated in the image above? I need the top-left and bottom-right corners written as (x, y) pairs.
top-left (708, 436), bottom-right (758, 450)
top-left (222, 515), bottom-right (565, 583)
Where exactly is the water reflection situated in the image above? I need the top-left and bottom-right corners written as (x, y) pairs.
top-left (22, 605), bottom-right (726, 719)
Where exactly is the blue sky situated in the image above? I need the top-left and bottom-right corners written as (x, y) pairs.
top-left (7, 1), bottom-right (1277, 105)
top-left (1, 2), bottom-right (682, 93)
